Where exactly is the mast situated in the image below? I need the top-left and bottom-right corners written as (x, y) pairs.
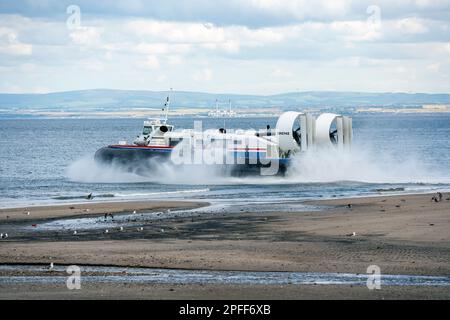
top-left (163, 88), bottom-right (173, 121)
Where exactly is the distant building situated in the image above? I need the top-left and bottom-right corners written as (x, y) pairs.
top-left (208, 99), bottom-right (237, 118)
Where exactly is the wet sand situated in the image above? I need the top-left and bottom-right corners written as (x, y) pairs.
top-left (0, 200), bottom-right (206, 222)
top-left (2, 283), bottom-right (450, 300)
top-left (1, 193), bottom-right (450, 299)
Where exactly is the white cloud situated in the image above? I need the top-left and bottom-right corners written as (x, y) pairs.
top-left (271, 67), bottom-right (293, 78)
top-left (395, 17), bottom-right (428, 35)
top-left (156, 74), bottom-right (167, 82)
top-left (0, 2), bottom-right (450, 94)
top-left (0, 84), bottom-right (49, 93)
top-left (19, 63), bottom-right (36, 72)
top-left (0, 27), bottom-right (32, 55)
top-left (330, 21), bottom-right (382, 41)
top-left (69, 27), bottom-right (102, 46)
top-left (247, 0), bottom-right (350, 20)
top-left (426, 62), bottom-right (440, 72)
top-left (127, 20), bottom-right (285, 52)
top-left (443, 43), bottom-right (450, 53)
top-left (167, 55), bottom-right (183, 66)
top-left (193, 68), bottom-right (213, 81)
top-left (142, 55), bottom-right (160, 69)
top-left (79, 59), bottom-right (104, 71)
top-left (128, 20), bottom-right (226, 43)
top-left (135, 42), bottom-right (191, 55)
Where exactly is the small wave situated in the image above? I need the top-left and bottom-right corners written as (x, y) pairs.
top-left (374, 187), bottom-right (405, 192)
top-left (52, 193), bottom-right (115, 200)
top-left (114, 188), bottom-right (210, 198)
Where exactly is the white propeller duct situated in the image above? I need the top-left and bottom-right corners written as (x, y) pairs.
top-left (315, 113), bottom-right (352, 149)
top-left (274, 111), bottom-right (352, 153)
top-left (276, 111), bottom-right (308, 152)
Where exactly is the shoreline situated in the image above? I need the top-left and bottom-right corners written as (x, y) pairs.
top-left (0, 200), bottom-right (208, 222)
top-left (1, 188), bottom-right (448, 219)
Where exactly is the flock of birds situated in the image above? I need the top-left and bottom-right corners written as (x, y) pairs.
top-left (66, 208), bottom-right (172, 237)
top-left (0, 206), bottom-right (176, 242)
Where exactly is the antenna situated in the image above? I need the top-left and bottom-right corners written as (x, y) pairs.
top-left (163, 88), bottom-right (173, 121)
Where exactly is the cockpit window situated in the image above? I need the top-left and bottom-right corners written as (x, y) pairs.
top-left (143, 126), bottom-right (152, 135)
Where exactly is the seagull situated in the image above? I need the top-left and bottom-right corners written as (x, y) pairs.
top-left (4, 233), bottom-right (8, 239)
top-left (160, 229), bottom-right (165, 233)
top-left (105, 229), bottom-right (109, 234)
top-left (73, 230), bottom-right (77, 235)
top-left (0, 233), bottom-right (3, 239)
top-left (138, 227), bottom-right (143, 231)
top-left (26, 211), bottom-right (30, 216)
top-left (133, 210), bottom-right (137, 214)
top-left (119, 227), bottom-right (124, 231)
top-left (49, 262), bottom-right (54, 270)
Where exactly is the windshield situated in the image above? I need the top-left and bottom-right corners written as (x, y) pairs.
top-left (143, 126), bottom-right (152, 135)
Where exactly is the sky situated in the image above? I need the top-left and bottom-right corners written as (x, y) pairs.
top-left (0, 0), bottom-right (449, 94)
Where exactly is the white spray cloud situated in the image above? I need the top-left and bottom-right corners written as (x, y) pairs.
top-left (67, 144), bottom-right (450, 186)
top-left (286, 146), bottom-right (449, 184)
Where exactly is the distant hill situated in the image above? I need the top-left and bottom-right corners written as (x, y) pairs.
top-left (1, 89), bottom-right (450, 112)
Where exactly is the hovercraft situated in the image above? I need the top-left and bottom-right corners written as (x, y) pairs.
top-left (94, 96), bottom-right (353, 176)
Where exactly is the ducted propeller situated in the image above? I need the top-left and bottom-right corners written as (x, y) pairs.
top-left (293, 126), bottom-right (302, 145)
top-left (329, 129), bottom-right (338, 144)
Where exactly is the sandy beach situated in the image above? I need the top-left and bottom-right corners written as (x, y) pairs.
top-left (0, 200), bottom-right (206, 222)
top-left (1, 193), bottom-right (450, 299)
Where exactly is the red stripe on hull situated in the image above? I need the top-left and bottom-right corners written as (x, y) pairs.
top-left (109, 145), bottom-right (174, 149)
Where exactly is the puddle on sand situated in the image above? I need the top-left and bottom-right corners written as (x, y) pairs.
top-left (1, 264), bottom-right (450, 286)
top-left (26, 200), bottom-right (320, 232)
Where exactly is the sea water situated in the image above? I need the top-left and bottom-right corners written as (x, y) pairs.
top-left (0, 113), bottom-right (449, 208)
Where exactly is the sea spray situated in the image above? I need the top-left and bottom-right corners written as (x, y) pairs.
top-left (285, 146), bottom-right (447, 184)
top-left (67, 144), bottom-right (450, 186)
top-left (66, 154), bottom-right (230, 184)
top-left (66, 155), bottom-right (151, 183)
